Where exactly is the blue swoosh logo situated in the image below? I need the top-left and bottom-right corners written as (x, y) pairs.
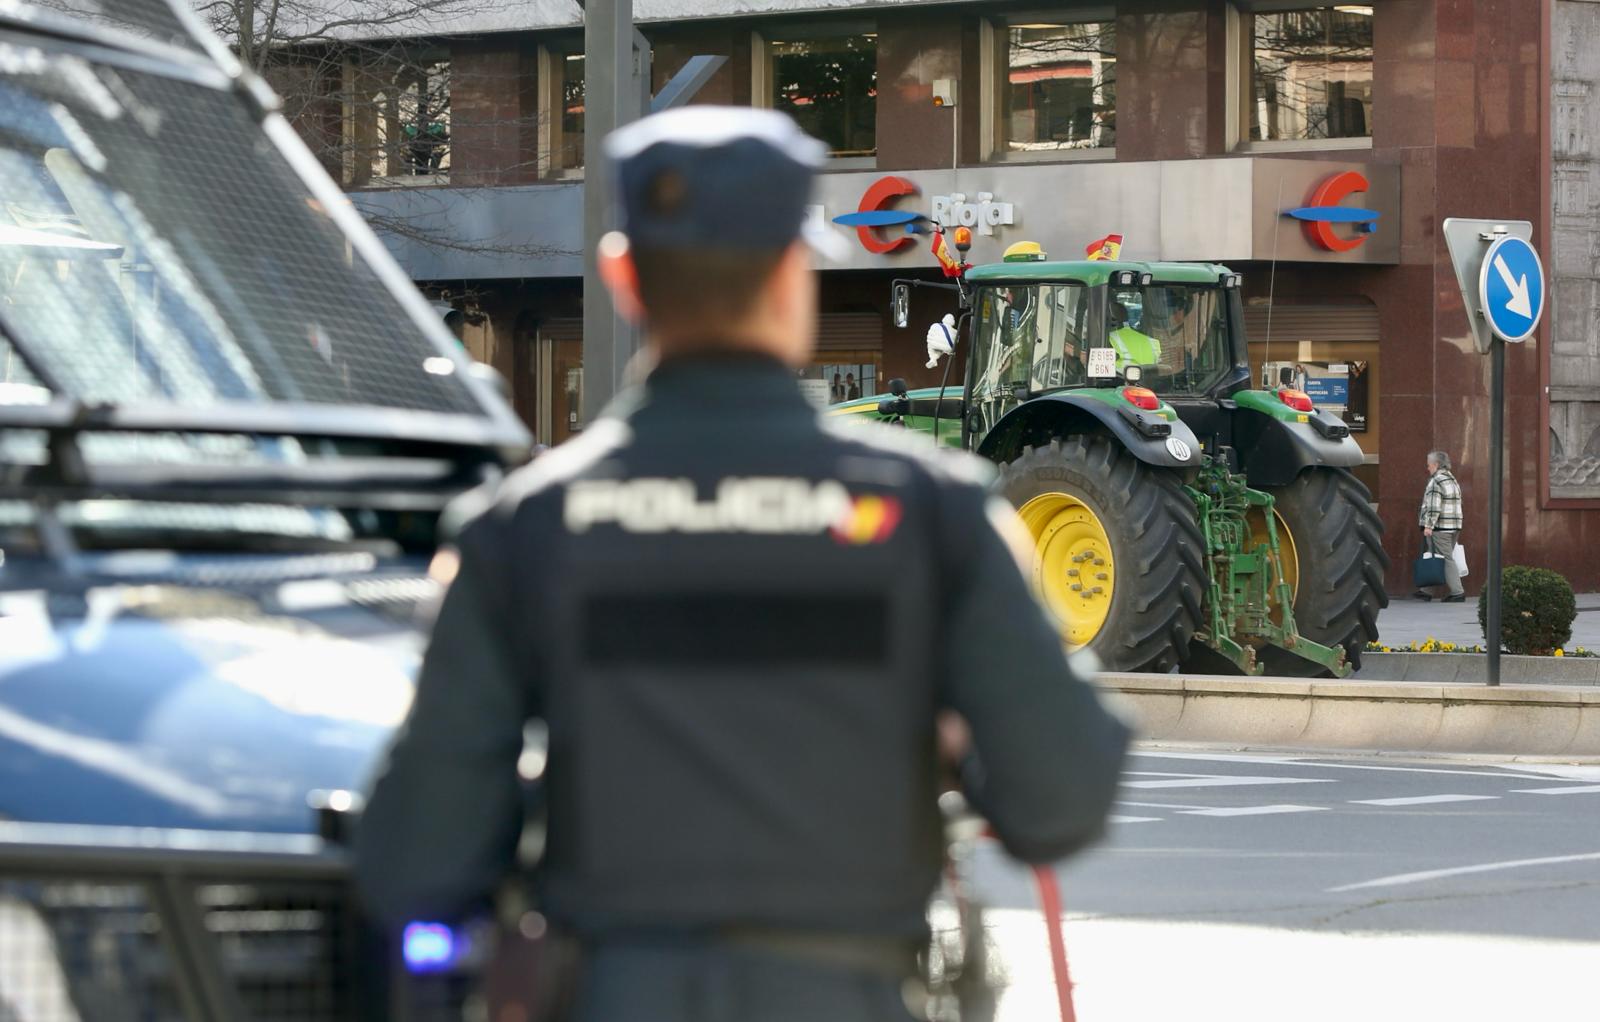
top-left (832, 210), bottom-right (924, 228)
top-left (1286, 206), bottom-right (1382, 225)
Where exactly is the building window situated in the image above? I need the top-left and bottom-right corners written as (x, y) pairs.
top-left (1248, 6), bottom-right (1373, 143)
top-left (999, 19), bottom-right (1115, 154)
top-left (558, 53), bottom-right (585, 172)
top-left (342, 53), bottom-right (450, 186)
top-left (537, 46), bottom-right (586, 177)
top-left (762, 29), bottom-right (877, 159)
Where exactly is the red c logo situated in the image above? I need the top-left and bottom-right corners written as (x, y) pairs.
top-left (1301, 171), bottom-right (1374, 253)
top-left (848, 176), bottom-right (919, 254)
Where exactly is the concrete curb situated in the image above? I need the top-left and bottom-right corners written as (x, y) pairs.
top-left (1095, 673), bottom-right (1600, 759)
top-left (1354, 651), bottom-right (1600, 686)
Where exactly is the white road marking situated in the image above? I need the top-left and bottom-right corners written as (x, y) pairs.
top-left (1328, 851), bottom-right (1600, 892)
top-left (1107, 814), bottom-right (1161, 824)
top-left (1508, 764), bottom-right (1600, 782)
top-left (1116, 800), bottom-right (1205, 810)
top-left (1510, 784), bottom-right (1600, 795)
top-left (1351, 794), bottom-right (1500, 806)
top-left (1179, 804), bottom-right (1328, 817)
top-left (1123, 774), bottom-right (1335, 789)
top-left (1133, 751), bottom-right (1565, 781)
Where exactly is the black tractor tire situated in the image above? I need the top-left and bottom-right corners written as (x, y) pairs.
top-left (996, 436), bottom-right (1206, 673)
top-left (1259, 467), bottom-right (1389, 676)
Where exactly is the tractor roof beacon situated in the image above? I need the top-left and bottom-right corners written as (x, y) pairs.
top-left (843, 236), bottom-right (1388, 677)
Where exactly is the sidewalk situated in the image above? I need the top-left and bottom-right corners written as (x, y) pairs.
top-left (1375, 592), bottom-right (1600, 648)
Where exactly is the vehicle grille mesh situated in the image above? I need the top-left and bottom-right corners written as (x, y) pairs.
top-left (0, 42), bottom-right (484, 418)
top-left (9, 2), bottom-right (203, 53)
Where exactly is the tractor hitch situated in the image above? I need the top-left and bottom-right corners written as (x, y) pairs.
top-left (1186, 459), bottom-right (1352, 678)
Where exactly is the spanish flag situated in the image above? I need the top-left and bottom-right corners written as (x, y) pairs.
top-left (1085, 234), bottom-right (1123, 261)
top-left (930, 230), bottom-right (964, 277)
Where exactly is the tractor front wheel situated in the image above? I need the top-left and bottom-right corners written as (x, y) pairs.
top-left (997, 436), bottom-right (1206, 673)
top-left (1258, 467), bottom-right (1390, 676)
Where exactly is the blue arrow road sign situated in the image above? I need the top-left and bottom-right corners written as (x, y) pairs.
top-left (1478, 235), bottom-right (1545, 343)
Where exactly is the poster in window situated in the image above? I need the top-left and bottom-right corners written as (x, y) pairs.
top-left (1260, 360), bottom-right (1367, 432)
top-left (1343, 361), bottom-right (1369, 432)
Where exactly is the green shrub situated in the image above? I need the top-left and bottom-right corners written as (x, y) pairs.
top-left (1479, 566), bottom-right (1576, 655)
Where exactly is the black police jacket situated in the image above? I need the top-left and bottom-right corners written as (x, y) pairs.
top-left (356, 355), bottom-right (1130, 938)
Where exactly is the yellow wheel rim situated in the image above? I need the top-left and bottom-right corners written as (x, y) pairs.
top-left (1017, 493), bottom-right (1115, 648)
top-left (1249, 508), bottom-right (1300, 624)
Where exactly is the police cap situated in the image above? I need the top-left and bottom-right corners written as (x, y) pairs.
top-left (606, 107), bottom-right (846, 260)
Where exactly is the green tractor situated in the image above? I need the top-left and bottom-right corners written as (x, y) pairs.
top-left (834, 243), bottom-right (1388, 676)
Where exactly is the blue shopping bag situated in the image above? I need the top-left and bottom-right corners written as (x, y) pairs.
top-left (1413, 550), bottom-right (1447, 588)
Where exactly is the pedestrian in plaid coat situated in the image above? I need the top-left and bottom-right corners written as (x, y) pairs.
top-left (1415, 450), bottom-right (1465, 602)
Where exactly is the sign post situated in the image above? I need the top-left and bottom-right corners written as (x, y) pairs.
top-left (1443, 219), bottom-right (1545, 687)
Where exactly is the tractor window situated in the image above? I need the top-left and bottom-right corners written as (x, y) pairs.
top-left (1110, 284), bottom-right (1234, 394)
top-left (971, 283), bottom-right (1091, 407)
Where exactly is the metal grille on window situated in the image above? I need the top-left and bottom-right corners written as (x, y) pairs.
top-left (12, 1), bottom-right (203, 52)
top-left (0, 56), bottom-right (481, 416)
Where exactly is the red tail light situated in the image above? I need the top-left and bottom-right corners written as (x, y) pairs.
top-left (1278, 388), bottom-right (1314, 413)
top-left (1121, 386), bottom-right (1160, 411)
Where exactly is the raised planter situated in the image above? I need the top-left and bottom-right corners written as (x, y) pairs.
top-left (1096, 673), bottom-right (1600, 757)
top-left (1351, 652), bottom-right (1600, 686)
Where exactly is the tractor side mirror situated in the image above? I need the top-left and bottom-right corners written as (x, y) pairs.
top-left (891, 283), bottom-right (910, 329)
top-left (889, 377), bottom-right (909, 398)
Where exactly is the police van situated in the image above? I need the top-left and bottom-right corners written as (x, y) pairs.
top-left (0, 1), bottom-right (528, 1014)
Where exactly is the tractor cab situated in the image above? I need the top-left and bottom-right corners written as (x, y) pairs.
top-left (961, 259), bottom-right (1248, 452)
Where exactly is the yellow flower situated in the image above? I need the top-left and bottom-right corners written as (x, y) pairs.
top-left (1555, 648), bottom-right (1565, 657)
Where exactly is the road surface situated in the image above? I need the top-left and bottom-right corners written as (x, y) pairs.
top-left (968, 748), bottom-right (1600, 1021)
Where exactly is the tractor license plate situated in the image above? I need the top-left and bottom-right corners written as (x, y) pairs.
top-left (1087, 348), bottom-right (1117, 378)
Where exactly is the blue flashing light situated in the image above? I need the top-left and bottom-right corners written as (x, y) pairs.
top-left (402, 922), bottom-right (459, 972)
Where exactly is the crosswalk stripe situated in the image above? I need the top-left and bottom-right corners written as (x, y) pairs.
top-left (1509, 785), bottom-right (1600, 795)
top-left (1122, 775), bottom-right (1335, 789)
top-left (1178, 804), bottom-right (1328, 817)
top-left (1108, 815), bottom-right (1161, 824)
top-left (1351, 794), bottom-right (1500, 806)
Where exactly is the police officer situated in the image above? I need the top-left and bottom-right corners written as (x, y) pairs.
top-left (355, 107), bottom-right (1130, 1021)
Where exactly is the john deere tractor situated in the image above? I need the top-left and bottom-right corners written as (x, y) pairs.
top-left (835, 242), bottom-right (1388, 676)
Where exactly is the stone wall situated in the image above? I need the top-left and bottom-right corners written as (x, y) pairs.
top-left (1551, 0), bottom-right (1600, 498)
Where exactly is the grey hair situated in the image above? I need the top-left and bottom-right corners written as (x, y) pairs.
top-left (1427, 450), bottom-right (1451, 470)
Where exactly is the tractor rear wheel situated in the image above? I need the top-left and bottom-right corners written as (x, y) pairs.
top-left (996, 436), bottom-right (1206, 673)
top-left (1257, 467), bottom-right (1389, 676)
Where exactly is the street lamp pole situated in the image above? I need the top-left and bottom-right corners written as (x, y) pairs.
top-left (580, 0), bottom-right (646, 423)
